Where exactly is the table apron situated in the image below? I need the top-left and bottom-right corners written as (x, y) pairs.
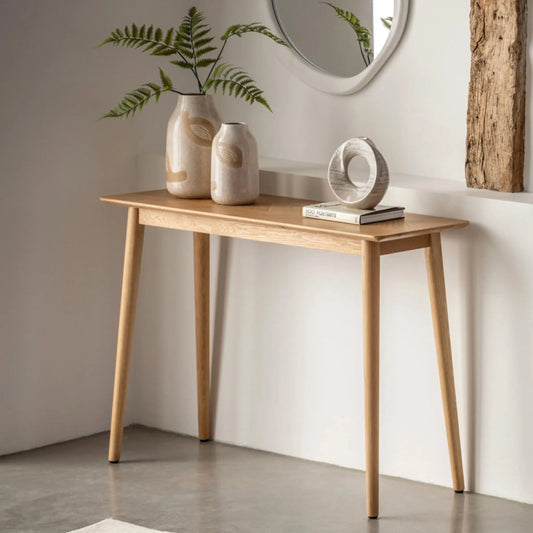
top-left (379, 235), bottom-right (431, 255)
top-left (139, 208), bottom-right (433, 256)
top-left (139, 207), bottom-right (364, 255)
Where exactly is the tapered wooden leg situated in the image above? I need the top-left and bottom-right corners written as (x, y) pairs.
top-left (362, 240), bottom-right (380, 518)
top-left (193, 232), bottom-right (210, 441)
top-left (109, 207), bottom-right (145, 463)
top-left (425, 233), bottom-right (465, 492)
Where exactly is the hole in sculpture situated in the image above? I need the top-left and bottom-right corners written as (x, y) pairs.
top-left (347, 156), bottom-right (371, 188)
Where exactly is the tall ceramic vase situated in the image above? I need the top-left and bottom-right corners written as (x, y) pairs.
top-left (211, 122), bottom-right (259, 205)
top-left (166, 95), bottom-right (221, 198)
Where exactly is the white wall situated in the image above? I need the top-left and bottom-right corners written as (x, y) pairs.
top-left (0, 0), bottom-right (181, 455)
top-left (130, 0), bottom-right (533, 506)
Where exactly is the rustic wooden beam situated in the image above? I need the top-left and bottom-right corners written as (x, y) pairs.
top-left (465, 0), bottom-right (527, 192)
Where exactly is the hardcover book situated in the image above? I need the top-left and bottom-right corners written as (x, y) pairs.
top-left (302, 201), bottom-right (405, 225)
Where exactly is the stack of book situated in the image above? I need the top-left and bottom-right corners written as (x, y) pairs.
top-left (302, 201), bottom-right (404, 225)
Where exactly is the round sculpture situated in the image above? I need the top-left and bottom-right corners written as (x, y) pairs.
top-left (327, 137), bottom-right (389, 210)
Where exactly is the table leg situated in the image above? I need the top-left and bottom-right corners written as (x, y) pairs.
top-left (424, 233), bottom-right (465, 492)
top-left (362, 240), bottom-right (380, 518)
top-left (109, 207), bottom-right (145, 463)
top-left (193, 232), bottom-right (210, 441)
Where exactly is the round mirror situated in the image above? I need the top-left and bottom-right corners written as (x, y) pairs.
top-left (269, 0), bottom-right (409, 94)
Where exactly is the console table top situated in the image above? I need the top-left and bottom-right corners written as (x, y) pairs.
top-left (101, 189), bottom-right (468, 244)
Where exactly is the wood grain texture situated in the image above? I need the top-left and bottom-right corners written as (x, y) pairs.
top-left (140, 207), bottom-right (363, 255)
top-left (193, 233), bottom-right (211, 441)
top-left (109, 208), bottom-right (145, 463)
top-left (425, 233), bottom-right (465, 492)
top-left (379, 234), bottom-right (431, 255)
top-left (466, 0), bottom-right (526, 192)
top-left (362, 240), bottom-right (381, 518)
top-left (101, 190), bottom-right (468, 246)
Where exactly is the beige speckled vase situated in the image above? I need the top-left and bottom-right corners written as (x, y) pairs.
top-left (166, 95), bottom-right (221, 198)
top-left (211, 122), bottom-right (259, 205)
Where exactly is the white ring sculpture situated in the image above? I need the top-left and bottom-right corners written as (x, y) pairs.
top-left (327, 138), bottom-right (389, 210)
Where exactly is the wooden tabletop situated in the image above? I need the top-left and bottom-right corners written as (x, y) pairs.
top-left (101, 190), bottom-right (468, 243)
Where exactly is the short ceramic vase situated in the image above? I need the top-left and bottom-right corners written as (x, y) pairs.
top-left (166, 95), bottom-right (221, 198)
top-left (211, 122), bottom-right (259, 205)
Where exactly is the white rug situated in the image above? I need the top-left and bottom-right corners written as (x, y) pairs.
top-left (67, 518), bottom-right (172, 533)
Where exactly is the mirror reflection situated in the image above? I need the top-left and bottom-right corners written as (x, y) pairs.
top-left (272, 0), bottom-right (395, 78)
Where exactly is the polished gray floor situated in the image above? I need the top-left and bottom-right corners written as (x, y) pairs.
top-left (1, 426), bottom-right (532, 533)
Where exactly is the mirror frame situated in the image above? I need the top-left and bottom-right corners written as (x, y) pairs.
top-left (267, 0), bottom-right (409, 94)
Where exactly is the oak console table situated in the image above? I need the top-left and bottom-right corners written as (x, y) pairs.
top-left (101, 189), bottom-right (468, 518)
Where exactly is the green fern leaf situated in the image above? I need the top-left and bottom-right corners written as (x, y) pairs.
top-left (137, 87), bottom-right (151, 97)
top-left (170, 59), bottom-right (194, 70)
top-left (101, 78), bottom-right (172, 119)
top-left (177, 8), bottom-right (215, 64)
top-left (192, 23), bottom-right (209, 39)
top-left (98, 25), bottom-right (182, 57)
top-left (221, 23), bottom-right (288, 47)
top-left (152, 45), bottom-right (176, 56)
top-left (176, 40), bottom-right (192, 50)
top-left (143, 42), bottom-right (157, 53)
top-left (194, 37), bottom-right (214, 49)
top-left (192, 27), bottom-right (211, 41)
top-left (196, 46), bottom-right (217, 58)
top-left (177, 45), bottom-right (193, 59)
top-left (98, 37), bottom-right (114, 46)
top-left (321, 2), bottom-right (373, 65)
top-left (159, 68), bottom-right (173, 90)
top-left (196, 58), bottom-right (217, 68)
top-left (145, 82), bottom-right (161, 92)
top-left (204, 63), bottom-right (272, 111)
top-left (381, 16), bottom-right (393, 30)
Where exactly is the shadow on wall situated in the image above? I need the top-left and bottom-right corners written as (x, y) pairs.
top-left (211, 236), bottom-right (232, 436)
top-left (461, 222), bottom-right (480, 494)
top-left (459, 218), bottom-right (533, 496)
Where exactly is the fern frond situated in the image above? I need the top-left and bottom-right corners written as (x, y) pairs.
top-left (196, 46), bottom-right (217, 59)
top-left (101, 75), bottom-right (173, 119)
top-left (176, 44), bottom-right (194, 59)
top-left (98, 24), bottom-right (180, 57)
top-left (321, 2), bottom-right (373, 66)
top-left (196, 58), bottom-right (217, 68)
top-left (164, 28), bottom-right (174, 45)
top-left (221, 23), bottom-right (288, 46)
top-left (173, 6), bottom-right (218, 90)
top-left (381, 16), bottom-right (393, 30)
top-left (170, 59), bottom-right (194, 70)
top-left (192, 27), bottom-right (211, 41)
top-left (158, 67), bottom-right (173, 90)
top-left (195, 37), bottom-right (214, 49)
top-left (204, 63), bottom-right (271, 111)
top-left (178, 7), bottom-right (206, 47)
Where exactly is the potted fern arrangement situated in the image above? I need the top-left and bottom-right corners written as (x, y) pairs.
top-left (99, 6), bottom-right (288, 198)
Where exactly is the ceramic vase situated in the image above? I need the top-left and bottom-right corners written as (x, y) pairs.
top-left (166, 95), bottom-right (221, 198)
top-left (211, 122), bottom-right (259, 205)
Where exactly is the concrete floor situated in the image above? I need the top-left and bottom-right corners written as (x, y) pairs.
top-left (1, 426), bottom-right (532, 533)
